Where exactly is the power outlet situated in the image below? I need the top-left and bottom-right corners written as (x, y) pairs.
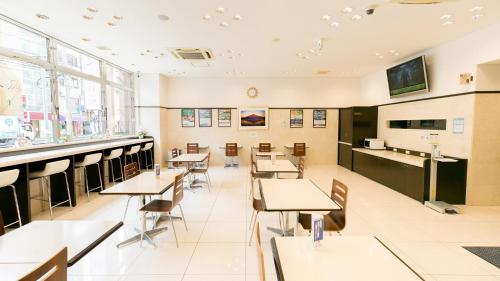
top-left (405, 150), bottom-right (410, 155)
top-left (420, 152), bottom-right (426, 157)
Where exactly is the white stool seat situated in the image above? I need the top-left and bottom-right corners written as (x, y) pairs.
top-left (29, 159), bottom-right (70, 179)
top-left (75, 153), bottom-right (102, 168)
top-left (0, 169), bottom-right (20, 187)
top-left (141, 142), bottom-right (153, 151)
top-left (125, 145), bottom-right (141, 155)
top-left (104, 149), bottom-right (123, 160)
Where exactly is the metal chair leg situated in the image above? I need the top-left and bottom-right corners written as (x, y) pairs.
top-left (45, 177), bottom-right (53, 220)
top-left (248, 211), bottom-right (259, 246)
top-left (170, 212), bottom-right (179, 247)
top-left (84, 166), bottom-right (90, 201)
top-left (118, 157), bottom-right (124, 181)
top-left (109, 159), bottom-right (115, 183)
top-left (123, 196), bottom-right (133, 221)
top-left (97, 163), bottom-right (104, 191)
top-left (63, 172), bottom-right (73, 208)
top-left (179, 204), bottom-right (188, 231)
top-left (9, 185), bottom-right (22, 227)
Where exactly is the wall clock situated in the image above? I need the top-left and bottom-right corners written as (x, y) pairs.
top-left (247, 87), bottom-right (258, 98)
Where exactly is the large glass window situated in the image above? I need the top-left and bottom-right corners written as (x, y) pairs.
top-left (105, 86), bottom-right (133, 136)
top-left (0, 57), bottom-right (53, 147)
top-left (56, 43), bottom-right (100, 77)
top-left (0, 19), bottom-right (48, 60)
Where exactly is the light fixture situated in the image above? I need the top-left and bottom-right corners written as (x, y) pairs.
top-left (131, 63), bottom-right (136, 66)
top-left (113, 16), bottom-right (123, 20)
top-left (227, 49), bottom-right (234, 54)
top-left (140, 53), bottom-right (145, 56)
top-left (146, 50), bottom-right (152, 53)
top-left (470, 6), bottom-right (484, 12)
top-left (440, 14), bottom-right (452, 20)
top-left (352, 14), bottom-right (362, 20)
top-left (342, 7), bottom-right (353, 13)
top-left (216, 7), bottom-right (225, 14)
top-left (309, 49), bottom-right (316, 54)
top-left (272, 37), bottom-right (281, 42)
top-left (202, 14), bottom-right (211, 20)
top-left (83, 15), bottom-right (93, 20)
top-left (375, 52), bottom-right (380, 56)
top-left (296, 53), bottom-right (303, 57)
top-left (442, 21), bottom-right (453, 26)
top-left (233, 14), bottom-right (242, 21)
top-left (330, 21), bottom-right (340, 27)
top-left (111, 53), bottom-right (117, 56)
top-left (219, 21), bottom-right (229, 27)
top-left (36, 14), bottom-right (50, 20)
top-left (378, 55), bottom-right (384, 59)
top-left (81, 38), bottom-right (91, 42)
top-left (322, 15), bottom-right (331, 21)
top-left (389, 50), bottom-right (396, 53)
top-left (160, 53), bottom-right (165, 56)
top-left (394, 52), bottom-right (400, 56)
top-left (107, 22), bottom-right (117, 26)
top-left (472, 14), bottom-right (484, 20)
top-left (158, 14), bottom-right (170, 21)
top-left (87, 7), bottom-right (98, 13)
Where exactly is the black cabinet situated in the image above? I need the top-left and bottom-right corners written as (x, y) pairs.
top-left (338, 143), bottom-right (353, 170)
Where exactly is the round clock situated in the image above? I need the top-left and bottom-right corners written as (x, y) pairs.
top-left (247, 87), bottom-right (258, 98)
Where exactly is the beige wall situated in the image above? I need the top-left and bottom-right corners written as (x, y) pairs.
top-left (165, 108), bottom-right (338, 166)
top-left (476, 64), bottom-right (500, 91)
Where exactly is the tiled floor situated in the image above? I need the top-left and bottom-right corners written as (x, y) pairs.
top-left (32, 164), bottom-right (500, 281)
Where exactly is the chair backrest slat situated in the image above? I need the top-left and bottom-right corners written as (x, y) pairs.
top-left (258, 143), bottom-right (271, 152)
top-left (171, 148), bottom-right (180, 167)
top-left (225, 143), bottom-right (238, 157)
top-left (20, 247), bottom-right (68, 281)
top-left (172, 173), bottom-right (184, 206)
top-left (293, 143), bottom-right (306, 157)
top-left (0, 211), bottom-right (5, 236)
top-left (187, 143), bottom-right (199, 154)
top-left (123, 163), bottom-right (140, 180)
top-left (329, 179), bottom-right (348, 228)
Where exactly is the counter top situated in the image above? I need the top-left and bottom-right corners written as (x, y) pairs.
top-left (352, 148), bottom-right (428, 167)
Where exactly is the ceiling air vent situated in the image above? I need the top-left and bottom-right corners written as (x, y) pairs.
top-left (169, 48), bottom-right (213, 61)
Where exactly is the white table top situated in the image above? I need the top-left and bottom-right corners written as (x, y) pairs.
top-left (256, 160), bottom-right (298, 173)
top-left (169, 153), bottom-right (208, 163)
top-left (255, 151), bottom-right (285, 157)
top-left (0, 220), bottom-right (122, 266)
top-left (259, 179), bottom-right (340, 211)
top-left (100, 168), bottom-right (185, 195)
top-left (272, 236), bottom-right (423, 281)
top-left (0, 263), bottom-right (40, 280)
top-left (352, 148), bottom-right (428, 167)
top-left (0, 138), bottom-right (152, 168)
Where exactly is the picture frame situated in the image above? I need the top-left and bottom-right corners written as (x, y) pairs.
top-left (238, 107), bottom-right (269, 130)
top-left (290, 109), bottom-right (303, 128)
top-left (198, 108), bottom-right (212, 127)
top-left (313, 109), bottom-right (327, 128)
top-left (218, 108), bottom-right (232, 127)
top-left (181, 108), bottom-right (195, 127)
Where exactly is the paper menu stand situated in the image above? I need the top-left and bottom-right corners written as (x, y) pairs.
top-left (154, 164), bottom-right (160, 176)
top-left (311, 214), bottom-right (324, 248)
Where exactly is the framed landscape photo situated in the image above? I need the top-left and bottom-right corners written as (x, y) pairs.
top-left (290, 109), bottom-right (303, 128)
top-left (313, 109), bottom-right (327, 128)
top-left (198, 108), bottom-right (212, 127)
top-left (181, 108), bottom-right (195, 127)
top-left (218, 108), bottom-right (232, 127)
top-left (239, 107), bottom-right (268, 130)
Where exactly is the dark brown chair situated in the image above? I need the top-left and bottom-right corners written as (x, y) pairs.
top-left (122, 162), bottom-right (140, 221)
top-left (298, 179), bottom-right (348, 234)
top-left (225, 143), bottom-right (238, 167)
top-left (0, 211), bottom-right (5, 236)
top-left (258, 143), bottom-right (271, 152)
top-left (19, 247), bottom-right (68, 281)
top-left (187, 143), bottom-right (199, 154)
top-left (190, 152), bottom-right (212, 191)
top-left (293, 143), bottom-right (306, 157)
top-left (254, 223), bottom-right (266, 281)
top-left (140, 173), bottom-right (187, 247)
top-left (171, 148), bottom-right (181, 168)
top-left (248, 190), bottom-right (282, 246)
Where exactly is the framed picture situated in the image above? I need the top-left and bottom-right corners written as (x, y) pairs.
top-left (181, 108), bottom-right (195, 127)
top-left (313, 109), bottom-right (327, 128)
top-left (290, 109), bottom-right (303, 128)
top-left (238, 107), bottom-right (268, 130)
top-left (198, 108), bottom-right (212, 127)
top-left (218, 108), bottom-right (232, 127)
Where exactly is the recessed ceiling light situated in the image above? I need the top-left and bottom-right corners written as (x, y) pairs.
top-left (81, 38), bottom-right (91, 42)
top-left (375, 52), bottom-right (380, 56)
top-left (216, 7), bottom-right (225, 14)
top-left (203, 14), bottom-right (211, 20)
top-left (389, 50), bottom-right (396, 53)
top-left (146, 50), bottom-right (152, 53)
top-left (83, 15), bottom-right (93, 20)
top-left (440, 14), bottom-right (452, 20)
top-left (36, 14), bottom-right (50, 20)
top-left (394, 53), bottom-right (400, 56)
top-left (227, 49), bottom-right (234, 54)
top-left (378, 55), bottom-right (384, 59)
top-left (302, 56), bottom-right (310, 59)
top-left (342, 7), bottom-right (353, 13)
top-left (470, 6), bottom-right (484, 12)
top-left (442, 21), bottom-right (453, 26)
top-left (87, 7), bottom-right (98, 13)
top-left (296, 53), bottom-right (303, 57)
top-left (111, 53), bottom-right (117, 56)
top-left (331, 21), bottom-right (340, 27)
top-left (228, 56), bottom-right (234, 59)
top-left (472, 14), bottom-right (484, 20)
top-left (352, 14), bottom-right (362, 20)
top-left (131, 63), bottom-right (136, 66)
top-left (272, 37), bottom-right (281, 42)
top-left (140, 53), bottom-right (145, 56)
top-left (322, 15), bottom-right (331, 21)
top-left (237, 53), bottom-right (242, 57)
top-left (160, 53), bottom-right (165, 56)
top-left (113, 16), bottom-right (123, 20)
top-left (309, 49), bottom-right (316, 54)
top-left (154, 56), bottom-right (158, 59)
top-left (107, 22), bottom-right (117, 26)
top-left (233, 14), bottom-right (242, 21)
top-left (316, 52), bottom-right (322, 56)
top-left (158, 14), bottom-right (170, 21)
top-left (96, 46), bottom-right (111, 51)
top-left (219, 21), bottom-right (229, 27)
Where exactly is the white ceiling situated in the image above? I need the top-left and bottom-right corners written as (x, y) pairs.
top-left (1, 0), bottom-right (500, 78)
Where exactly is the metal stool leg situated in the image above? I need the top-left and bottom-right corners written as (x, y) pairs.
top-left (109, 159), bottom-right (115, 183)
top-left (9, 185), bottom-right (22, 227)
top-left (179, 204), bottom-right (188, 231)
top-left (63, 172), bottom-right (73, 208)
top-left (97, 163), bottom-right (104, 191)
top-left (118, 157), bottom-right (124, 181)
top-left (45, 177), bottom-right (53, 220)
top-left (84, 166), bottom-right (90, 200)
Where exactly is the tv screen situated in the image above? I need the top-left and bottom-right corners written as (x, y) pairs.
top-left (386, 56), bottom-right (429, 97)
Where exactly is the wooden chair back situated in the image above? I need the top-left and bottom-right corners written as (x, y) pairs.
top-left (171, 148), bottom-right (180, 167)
top-left (123, 163), bottom-right (140, 180)
top-left (297, 158), bottom-right (305, 179)
top-left (293, 143), bottom-right (306, 157)
top-left (172, 173), bottom-right (184, 207)
top-left (205, 152), bottom-right (211, 169)
top-left (251, 150), bottom-right (256, 165)
top-left (0, 211), bottom-right (5, 236)
top-left (329, 179), bottom-right (348, 228)
top-left (225, 143), bottom-right (238, 157)
top-left (258, 143), bottom-right (271, 152)
top-left (187, 143), bottom-right (199, 154)
top-left (255, 223), bottom-right (266, 281)
top-left (19, 247), bottom-right (68, 281)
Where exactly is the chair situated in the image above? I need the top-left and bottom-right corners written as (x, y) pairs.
top-left (254, 222), bottom-right (266, 281)
top-left (258, 143), bottom-right (271, 152)
top-left (19, 247), bottom-right (67, 281)
top-left (225, 143), bottom-right (238, 167)
top-left (140, 142), bottom-right (154, 169)
top-left (292, 143), bottom-right (306, 165)
top-left (187, 143), bottom-right (199, 154)
top-left (75, 153), bottom-right (103, 200)
top-left (298, 179), bottom-right (348, 234)
top-left (249, 152), bottom-right (274, 199)
top-left (248, 185), bottom-right (283, 246)
top-left (29, 159), bottom-right (73, 220)
top-left (104, 148), bottom-right (123, 183)
top-left (122, 163), bottom-right (140, 221)
top-left (0, 211), bottom-right (5, 236)
top-left (170, 148), bottom-right (181, 168)
top-left (140, 173), bottom-right (188, 247)
top-left (190, 152), bottom-right (212, 191)
top-left (0, 169), bottom-right (22, 228)
top-left (124, 145), bottom-right (141, 169)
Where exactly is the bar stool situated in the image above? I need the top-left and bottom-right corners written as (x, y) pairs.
top-left (29, 159), bottom-right (73, 220)
top-left (104, 148), bottom-right (123, 183)
top-left (75, 153), bottom-right (103, 200)
top-left (124, 145), bottom-right (141, 169)
top-left (0, 169), bottom-right (22, 228)
top-left (140, 142), bottom-right (154, 170)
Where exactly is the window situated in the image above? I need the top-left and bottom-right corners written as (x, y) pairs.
top-left (56, 43), bottom-right (100, 77)
top-left (105, 65), bottom-right (131, 87)
top-left (105, 64), bottom-right (134, 136)
top-left (0, 57), bottom-right (53, 146)
top-left (0, 19), bottom-right (48, 60)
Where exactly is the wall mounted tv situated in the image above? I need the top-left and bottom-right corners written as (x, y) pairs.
top-left (387, 56), bottom-right (429, 98)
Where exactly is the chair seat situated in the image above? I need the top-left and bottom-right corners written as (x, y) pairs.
top-left (140, 199), bottom-right (174, 213)
top-left (0, 169), bottom-right (20, 187)
top-left (29, 159), bottom-right (70, 179)
top-left (252, 198), bottom-right (264, 211)
top-left (298, 211), bottom-right (344, 231)
top-left (104, 149), bottom-right (123, 161)
top-left (75, 153), bottom-right (102, 167)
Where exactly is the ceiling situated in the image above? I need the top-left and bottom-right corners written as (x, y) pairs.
top-left (1, 0), bottom-right (500, 78)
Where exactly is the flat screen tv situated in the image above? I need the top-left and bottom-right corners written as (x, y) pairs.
top-left (386, 56), bottom-right (429, 97)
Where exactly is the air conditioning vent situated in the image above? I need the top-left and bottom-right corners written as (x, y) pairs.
top-left (169, 48), bottom-right (213, 61)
